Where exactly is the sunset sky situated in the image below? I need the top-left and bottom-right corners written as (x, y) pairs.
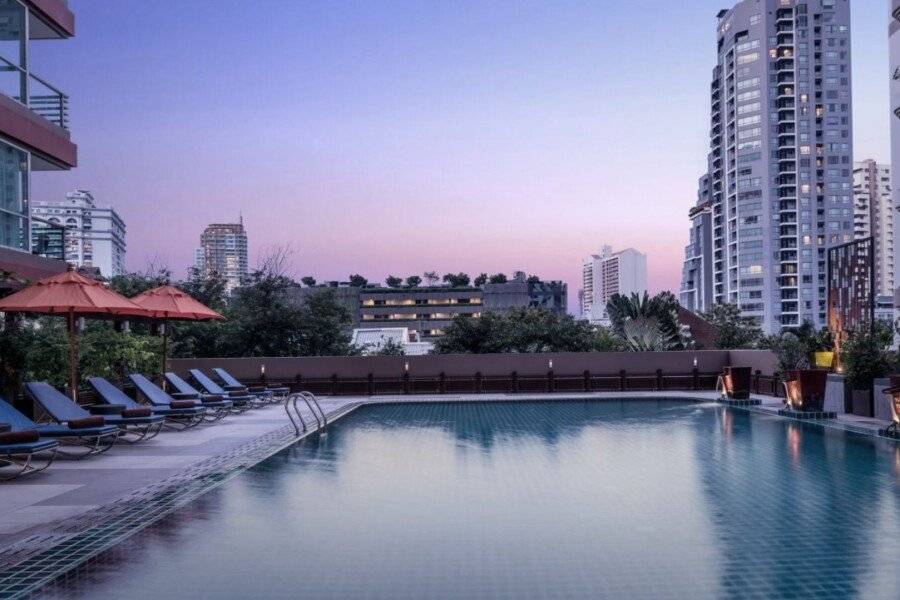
top-left (31, 0), bottom-right (891, 302)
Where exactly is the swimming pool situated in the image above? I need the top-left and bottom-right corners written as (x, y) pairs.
top-left (36, 400), bottom-right (900, 599)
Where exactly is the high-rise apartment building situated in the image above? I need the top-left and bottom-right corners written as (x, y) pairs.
top-left (195, 219), bottom-right (249, 293)
top-left (680, 0), bottom-right (853, 334)
top-left (681, 175), bottom-right (714, 313)
top-left (891, 2), bottom-right (900, 313)
top-left (581, 246), bottom-right (647, 324)
top-left (31, 190), bottom-right (126, 278)
top-left (852, 160), bottom-right (893, 296)
top-left (0, 0), bottom-right (76, 280)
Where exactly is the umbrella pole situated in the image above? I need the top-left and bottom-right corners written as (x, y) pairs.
top-left (67, 309), bottom-right (78, 401)
top-left (160, 318), bottom-right (168, 390)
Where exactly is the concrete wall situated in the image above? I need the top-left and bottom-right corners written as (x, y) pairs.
top-left (170, 349), bottom-right (779, 381)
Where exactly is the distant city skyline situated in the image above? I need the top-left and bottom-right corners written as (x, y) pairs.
top-left (28, 1), bottom-right (891, 303)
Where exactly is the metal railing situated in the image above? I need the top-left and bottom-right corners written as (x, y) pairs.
top-left (284, 391), bottom-right (327, 436)
top-left (0, 55), bottom-right (70, 130)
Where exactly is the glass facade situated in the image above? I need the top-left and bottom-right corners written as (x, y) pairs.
top-left (0, 138), bottom-right (28, 250)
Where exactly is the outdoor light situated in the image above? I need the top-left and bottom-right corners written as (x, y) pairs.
top-left (261, 364), bottom-right (266, 376)
top-left (404, 361), bottom-right (410, 372)
top-left (548, 359), bottom-right (553, 370)
top-left (693, 356), bottom-right (698, 368)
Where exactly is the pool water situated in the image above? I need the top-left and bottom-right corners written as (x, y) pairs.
top-left (39, 401), bottom-right (900, 599)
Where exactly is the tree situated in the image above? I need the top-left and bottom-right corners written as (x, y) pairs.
top-left (423, 271), bottom-right (439, 286)
top-left (296, 289), bottom-right (356, 356)
top-left (526, 275), bottom-right (541, 284)
top-left (488, 273), bottom-right (508, 284)
top-left (764, 332), bottom-right (808, 373)
top-left (348, 274), bottom-right (368, 287)
top-left (701, 303), bottom-right (763, 349)
top-left (473, 273), bottom-right (488, 287)
top-left (591, 326), bottom-right (626, 352)
top-left (606, 292), bottom-right (685, 351)
top-left (841, 321), bottom-right (894, 391)
top-left (442, 272), bottom-right (471, 287)
top-left (108, 266), bottom-right (171, 298)
top-left (179, 267), bottom-right (227, 311)
top-left (301, 276), bottom-right (317, 287)
top-left (385, 275), bottom-right (403, 288)
top-left (433, 308), bottom-right (598, 354)
top-left (373, 338), bottom-right (406, 356)
top-left (405, 275), bottom-right (422, 288)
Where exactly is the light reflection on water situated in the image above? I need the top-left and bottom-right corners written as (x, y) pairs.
top-left (37, 401), bottom-right (900, 599)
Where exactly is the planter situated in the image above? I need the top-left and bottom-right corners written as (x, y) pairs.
top-left (784, 370), bottom-right (826, 411)
top-left (851, 388), bottom-right (873, 418)
top-left (813, 351), bottom-right (834, 369)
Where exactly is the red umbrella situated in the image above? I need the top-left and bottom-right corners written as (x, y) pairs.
top-left (0, 266), bottom-right (153, 399)
top-left (130, 285), bottom-right (224, 383)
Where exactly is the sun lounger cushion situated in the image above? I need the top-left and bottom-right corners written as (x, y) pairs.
top-left (68, 416), bottom-right (105, 429)
top-left (170, 400), bottom-right (196, 409)
top-left (0, 429), bottom-right (39, 444)
top-left (121, 407), bottom-right (152, 418)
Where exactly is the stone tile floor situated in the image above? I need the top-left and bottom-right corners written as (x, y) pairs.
top-left (0, 391), bottom-right (895, 579)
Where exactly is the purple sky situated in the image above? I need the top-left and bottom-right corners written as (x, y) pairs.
top-left (31, 1), bottom-right (891, 301)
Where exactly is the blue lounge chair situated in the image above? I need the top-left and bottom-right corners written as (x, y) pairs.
top-left (88, 377), bottom-right (205, 430)
top-left (0, 396), bottom-right (117, 459)
top-left (26, 382), bottom-right (165, 444)
top-left (129, 373), bottom-right (232, 421)
top-left (0, 405), bottom-right (59, 481)
top-left (213, 367), bottom-right (288, 402)
top-left (165, 372), bottom-right (250, 412)
top-left (189, 369), bottom-right (265, 409)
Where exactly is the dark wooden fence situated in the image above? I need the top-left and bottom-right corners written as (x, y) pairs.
top-left (170, 350), bottom-right (780, 398)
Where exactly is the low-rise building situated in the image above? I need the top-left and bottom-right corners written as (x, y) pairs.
top-left (350, 327), bottom-right (433, 355)
top-left (358, 286), bottom-right (482, 340)
top-left (482, 272), bottom-right (567, 315)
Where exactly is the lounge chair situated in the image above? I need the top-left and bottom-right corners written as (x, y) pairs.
top-left (129, 373), bottom-right (232, 421)
top-left (165, 372), bottom-right (252, 412)
top-left (188, 370), bottom-right (265, 409)
top-left (0, 407), bottom-right (59, 481)
top-left (25, 382), bottom-right (165, 444)
top-left (213, 367), bottom-right (288, 402)
top-left (0, 396), bottom-right (117, 459)
top-left (88, 377), bottom-right (205, 430)
top-left (716, 367), bottom-right (752, 400)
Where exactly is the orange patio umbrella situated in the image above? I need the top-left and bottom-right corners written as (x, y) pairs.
top-left (0, 266), bottom-right (153, 399)
top-left (130, 285), bottom-right (224, 384)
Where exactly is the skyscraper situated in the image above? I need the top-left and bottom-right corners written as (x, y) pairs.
top-left (0, 0), bottom-right (76, 280)
top-left (581, 246), bottom-right (647, 324)
top-left (680, 0), bottom-right (853, 334)
top-left (852, 159), bottom-right (893, 296)
top-left (195, 218), bottom-right (249, 293)
top-left (681, 175), bottom-right (714, 313)
top-left (31, 190), bottom-right (127, 278)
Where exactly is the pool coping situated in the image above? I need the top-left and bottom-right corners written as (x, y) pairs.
top-left (0, 392), bottom-right (895, 598)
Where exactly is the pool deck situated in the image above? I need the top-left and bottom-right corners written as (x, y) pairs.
top-left (0, 390), bottom-right (896, 592)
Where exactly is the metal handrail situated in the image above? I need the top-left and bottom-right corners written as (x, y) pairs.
top-left (283, 391), bottom-right (326, 436)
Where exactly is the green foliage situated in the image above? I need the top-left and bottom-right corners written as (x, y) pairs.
top-left (606, 292), bottom-right (685, 351)
top-left (701, 303), bottom-right (764, 349)
top-left (0, 317), bottom-right (34, 398)
top-left (590, 326), bottom-right (626, 352)
top-left (841, 322), bottom-right (894, 390)
top-left (300, 276), bottom-right (317, 287)
top-left (526, 275), bottom-right (540, 284)
top-left (793, 321), bottom-right (833, 356)
top-left (108, 267), bottom-right (171, 297)
top-left (372, 338), bottom-right (406, 356)
top-left (179, 267), bottom-right (227, 311)
top-left (405, 275), bottom-right (422, 288)
top-left (385, 275), bottom-right (403, 288)
top-left (433, 308), bottom-right (600, 354)
top-left (473, 273), bottom-right (488, 287)
top-left (423, 271), bottom-right (439, 286)
top-left (295, 289), bottom-right (356, 356)
top-left (78, 324), bottom-right (161, 383)
top-left (764, 332), bottom-right (809, 373)
top-left (348, 274), bottom-right (368, 287)
top-left (488, 273), bottom-right (507, 284)
top-left (442, 272), bottom-right (471, 287)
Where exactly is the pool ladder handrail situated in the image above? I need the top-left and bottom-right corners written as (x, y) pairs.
top-left (284, 391), bottom-right (327, 436)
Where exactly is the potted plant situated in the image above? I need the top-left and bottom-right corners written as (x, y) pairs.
top-left (810, 329), bottom-right (834, 369)
top-left (841, 323), bottom-right (893, 417)
top-left (765, 332), bottom-right (808, 407)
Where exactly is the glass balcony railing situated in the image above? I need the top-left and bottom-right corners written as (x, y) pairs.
top-left (0, 55), bottom-right (69, 130)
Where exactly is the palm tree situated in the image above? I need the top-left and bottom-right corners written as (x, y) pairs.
top-left (606, 292), bottom-right (685, 351)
